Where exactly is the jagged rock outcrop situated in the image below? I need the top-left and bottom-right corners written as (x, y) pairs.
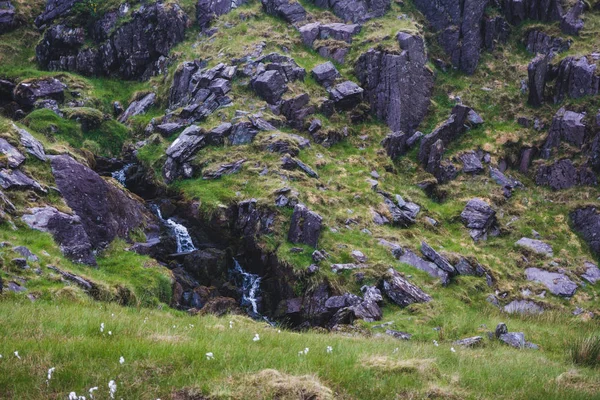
top-left (118, 93), bottom-right (156, 123)
top-left (0, 139), bottom-right (24, 168)
top-left (0, 169), bottom-right (45, 192)
top-left (252, 70), bottom-right (288, 105)
top-left (299, 22), bottom-right (361, 63)
top-left (13, 78), bottom-right (66, 108)
top-left (381, 268), bottom-right (431, 307)
top-left (380, 193), bottom-right (420, 227)
top-left (0, 1), bottom-right (17, 33)
top-left (570, 206), bottom-right (600, 257)
top-left (355, 32), bottom-right (433, 134)
top-left (288, 204), bottom-right (322, 248)
top-left (166, 62), bottom-right (235, 125)
top-left (525, 30), bottom-right (571, 54)
top-left (310, 0), bottom-right (390, 23)
top-left (535, 159), bottom-right (596, 191)
top-left (551, 56), bottom-right (599, 104)
top-left (500, 0), bottom-right (563, 25)
top-left (541, 108), bottom-right (586, 158)
top-left (560, 0), bottom-right (585, 35)
top-left (35, 0), bottom-right (78, 27)
top-left (13, 125), bottom-right (46, 161)
top-left (50, 154), bottom-right (154, 250)
top-left (460, 199), bottom-right (499, 241)
top-left (490, 167), bottom-right (523, 197)
top-left (413, 0), bottom-right (496, 75)
top-left (262, 0), bottom-right (306, 24)
top-left (528, 54), bottom-right (549, 107)
top-left (197, 0), bottom-right (246, 30)
top-left (328, 81), bottom-right (363, 111)
top-left (163, 125), bottom-right (207, 183)
top-left (36, 2), bottom-right (188, 80)
top-left (311, 62), bottom-right (340, 88)
top-left (22, 206), bottom-right (95, 265)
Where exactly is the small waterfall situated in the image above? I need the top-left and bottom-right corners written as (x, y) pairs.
top-left (232, 258), bottom-right (262, 318)
top-left (112, 163), bottom-right (132, 186)
top-left (154, 206), bottom-right (196, 253)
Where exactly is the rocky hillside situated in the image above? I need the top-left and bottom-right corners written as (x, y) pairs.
top-left (1, 0), bottom-right (600, 398)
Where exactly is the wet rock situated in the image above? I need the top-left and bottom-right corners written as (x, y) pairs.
top-left (397, 249), bottom-right (450, 286)
top-left (22, 206), bottom-right (95, 265)
top-left (525, 30), bottom-right (571, 54)
top-left (460, 151), bottom-right (484, 174)
top-left (199, 297), bottom-right (242, 316)
top-left (515, 238), bottom-right (553, 257)
top-left (37, 2), bottom-right (188, 80)
top-left (355, 33), bottom-right (433, 134)
top-left (50, 154), bottom-right (152, 250)
top-left (13, 78), bottom-right (66, 108)
top-left (581, 262), bottom-right (600, 284)
top-left (311, 62), bottom-right (340, 88)
top-left (525, 267), bottom-right (577, 297)
top-left (552, 56), bottom-right (599, 104)
top-left (163, 126), bottom-right (207, 183)
top-left (0, 139), bottom-right (24, 168)
top-left (382, 268), bottom-right (432, 307)
top-left (413, 0), bottom-right (489, 74)
top-left (281, 154), bottom-right (319, 178)
top-left (460, 198), bottom-right (499, 242)
top-left (542, 108), bottom-right (586, 158)
top-left (13, 125), bottom-right (46, 161)
top-left (528, 54), bottom-right (549, 107)
top-left (203, 159), bottom-right (246, 180)
top-left (262, 0), bottom-right (306, 23)
top-left (328, 81), bottom-right (364, 111)
top-left (504, 300), bottom-right (544, 315)
top-left (0, 169), bottom-right (45, 192)
top-left (560, 0), bottom-right (585, 36)
top-left (0, 1), bottom-right (17, 33)
top-left (312, 0), bottom-right (390, 23)
top-left (570, 207), bottom-right (600, 257)
top-left (454, 336), bottom-right (483, 347)
top-left (251, 70), bottom-right (287, 105)
top-left (288, 204), bottom-right (322, 248)
top-left (118, 93), bottom-right (156, 123)
top-left (535, 159), bottom-right (596, 191)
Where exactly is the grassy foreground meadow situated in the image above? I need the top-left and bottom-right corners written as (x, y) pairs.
top-left (1, 297), bottom-right (599, 400)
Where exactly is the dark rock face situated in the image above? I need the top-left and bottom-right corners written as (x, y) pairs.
top-left (13, 125), bottom-right (46, 161)
top-left (262, 0), bottom-right (306, 24)
top-left (419, 105), bottom-right (481, 168)
top-left (279, 93), bottom-right (315, 129)
top-left (380, 193), bottom-right (420, 227)
top-left (460, 151), bottom-right (484, 174)
top-left (499, 331), bottom-right (539, 349)
top-left (381, 132), bottom-right (408, 160)
top-left (281, 155), bottom-right (319, 178)
top-left (490, 167), bottom-right (523, 197)
top-left (0, 1), bottom-right (17, 33)
top-left (525, 267), bottom-right (577, 297)
top-left (37, 2), bottom-right (189, 80)
top-left (541, 108), bottom-right (586, 158)
top-left (50, 154), bottom-right (153, 250)
top-left (118, 93), bottom-right (156, 123)
top-left (461, 198), bottom-right (499, 241)
top-left (203, 159), bottom-right (246, 180)
top-left (570, 207), bottom-right (600, 257)
top-left (397, 249), bottom-right (450, 286)
top-left (552, 56), bottom-right (599, 104)
top-left (581, 262), bottom-right (600, 284)
top-left (560, 0), bottom-right (585, 36)
top-left (251, 70), bottom-right (288, 105)
top-left (425, 139), bottom-right (458, 184)
top-left (310, 0), bottom-right (390, 23)
top-left (483, 15), bottom-right (510, 51)
top-left (197, 0), bottom-right (246, 30)
top-left (413, 0), bottom-right (489, 75)
top-left (163, 126), bottom-right (207, 183)
top-left (525, 30), bottom-right (571, 54)
top-left (420, 242), bottom-right (456, 275)
top-left (13, 78), bottom-right (66, 108)
top-left (500, 0), bottom-right (563, 25)
top-left (0, 138), bottom-right (24, 168)
top-left (35, 0), bottom-right (78, 27)
top-left (328, 81), bottom-right (364, 111)
top-left (528, 54), bottom-right (549, 107)
top-left (381, 268), bottom-right (431, 307)
top-left (288, 204), bottom-right (322, 248)
top-left (0, 169), bottom-right (45, 192)
top-left (299, 22), bottom-right (361, 64)
top-left (22, 206), bottom-right (95, 265)
top-left (167, 62), bottom-right (235, 125)
top-left (535, 159), bottom-right (596, 191)
top-left (311, 62), bottom-right (340, 88)
top-left (355, 33), bottom-right (433, 134)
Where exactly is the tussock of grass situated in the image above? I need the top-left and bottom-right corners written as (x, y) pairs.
top-left (230, 369), bottom-right (335, 400)
top-left (363, 355), bottom-right (440, 377)
top-left (569, 335), bottom-right (600, 368)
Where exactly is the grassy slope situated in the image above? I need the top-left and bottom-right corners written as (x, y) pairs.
top-left (0, 0), bottom-right (600, 398)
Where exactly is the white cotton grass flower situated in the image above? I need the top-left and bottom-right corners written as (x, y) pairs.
top-left (119, 356), bottom-right (125, 365)
top-left (47, 367), bottom-right (56, 380)
top-left (14, 351), bottom-right (21, 359)
top-left (68, 392), bottom-right (77, 400)
top-left (450, 347), bottom-right (456, 353)
top-left (299, 348), bottom-right (309, 356)
top-left (393, 348), bottom-right (399, 354)
top-left (206, 352), bottom-right (214, 360)
top-left (253, 333), bottom-right (260, 342)
top-left (433, 340), bottom-right (439, 347)
top-left (89, 387), bottom-right (98, 399)
top-left (100, 323), bottom-right (105, 333)
top-left (326, 346), bottom-right (333, 354)
top-left (108, 380), bottom-right (117, 399)
top-left (229, 321), bottom-right (233, 329)
top-left (108, 331), bottom-right (112, 336)
top-left (0, 354), bottom-right (3, 358)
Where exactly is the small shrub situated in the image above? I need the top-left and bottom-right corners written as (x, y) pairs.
top-left (569, 335), bottom-right (600, 368)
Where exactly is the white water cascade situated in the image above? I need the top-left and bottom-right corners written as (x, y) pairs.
top-left (111, 163), bottom-right (132, 186)
top-left (154, 207), bottom-right (196, 253)
top-left (232, 258), bottom-right (262, 317)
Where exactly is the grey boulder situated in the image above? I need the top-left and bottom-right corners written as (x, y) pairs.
top-left (525, 267), bottom-right (577, 297)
